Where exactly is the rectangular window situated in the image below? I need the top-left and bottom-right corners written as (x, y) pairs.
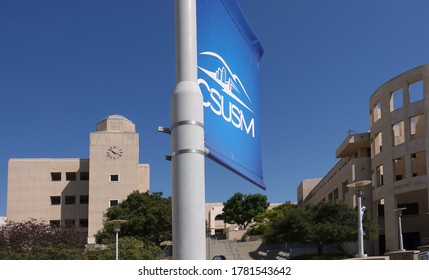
top-left (374, 132), bottom-right (383, 155)
top-left (79, 195), bottom-right (89, 204)
top-left (66, 172), bottom-right (77, 181)
top-left (64, 219), bottom-right (75, 227)
top-left (79, 219), bottom-right (88, 228)
top-left (409, 80), bottom-right (423, 104)
top-left (410, 114), bottom-right (425, 140)
top-left (50, 220), bottom-right (61, 227)
top-left (80, 172), bottom-right (89, 181)
top-left (392, 121), bottom-right (405, 146)
top-left (51, 172), bottom-right (61, 181)
top-left (50, 196), bottom-right (61, 205)
top-left (376, 165), bottom-right (384, 187)
top-left (411, 151), bottom-right (427, 177)
top-left (372, 101), bottom-right (382, 124)
top-left (390, 88), bottom-right (403, 111)
top-left (109, 174), bottom-right (119, 182)
top-left (393, 157), bottom-right (405, 181)
top-left (109, 199), bottom-right (119, 207)
top-left (65, 196), bottom-right (76, 205)
top-left (398, 203), bottom-right (419, 216)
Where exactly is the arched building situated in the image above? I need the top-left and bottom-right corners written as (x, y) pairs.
top-left (298, 64), bottom-right (429, 255)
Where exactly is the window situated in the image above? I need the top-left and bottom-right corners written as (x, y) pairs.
top-left (372, 101), bottom-right (382, 124)
top-left (65, 196), bottom-right (76, 205)
top-left (66, 172), bottom-right (77, 181)
top-left (392, 121), bottom-right (405, 146)
top-left (79, 219), bottom-right (88, 228)
top-left (398, 203), bottom-right (419, 216)
top-left (64, 219), bottom-right (75, 227)
top-left (51, 172), bottom-right (61, 181)
top-left (374, 132), bottom-right (383, 155)
top-left (50, 220), bottom-right (60, 227)
top-left (411, 151), bottom-right (427, 177)
top-left (80, 172), bottom-right (89, 181)
top-left (376, 165), bottom-right (384, 187)
top-left (333, 189), bottom-right (339, 201)
top-left (390, 88), bottom-right (403, 111)
top-left (410, 114), bottom-right (425, 140)
top-left (215, 214), bottom-right (224, 221)
top-left (393, 157), bottom-right (405, 181)
top-left (50, 196), bottom-right (61, 205)
top-left (409, 81), bottom-right (423, 104)
top-left (109, 199), bottom-right (119, 207)
top-left (109, 174), bottom-right (119, 182)
top-left (79, 195), bottom-right (89, 204)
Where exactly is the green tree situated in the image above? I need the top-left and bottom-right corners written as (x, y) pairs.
top-left (0, 219), bottom-right (86, 259)
top-left (259, 201), bottom-right (378, 256)
top-left (85, 237), bottom-right (162, 260)
top-left (95, 191), bottom-right (172, 245)
top-left (222, 192), bottom-right (269, 229)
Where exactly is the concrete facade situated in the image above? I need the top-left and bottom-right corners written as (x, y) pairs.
top-left (7, 115), bottom-right (150, 243)
top-left (299, 64), bottom-right (429, 256)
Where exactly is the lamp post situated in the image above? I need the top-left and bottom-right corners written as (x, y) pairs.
top-left (393, 207), bottom-right (406, 251)
top-left (347, 180), bottom-right (371, 258)
top-left (108, 219), bottom-right (127, 260)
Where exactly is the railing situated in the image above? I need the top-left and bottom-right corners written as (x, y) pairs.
top-left (225, 238), bottom-right (240, 260)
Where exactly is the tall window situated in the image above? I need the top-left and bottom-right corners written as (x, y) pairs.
top-left (390, 88), bottom-right (403, 111)
top-left (409, 80), bottom-right (423, 104)
top-left (393, 157), bottom-right (405, 181)
top-left (410, 114), bottom-right (425, 140)
top-left (392, 121), bottom-right (405, 146)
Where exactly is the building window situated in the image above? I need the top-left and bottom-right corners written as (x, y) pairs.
top-left (66, 172), bottom-right (77, 181)
top-left (79, 219), bottom-right (88, 228)
top-left (376, 165), bottom-right (384, 187)
top-left (409, 80), bottom-right (423, 104)
top-left (50, 196), bottom-right (61, 205)
top-left (398, 203), bottom-right (419, 216)
top-left (333, 189), bottom-right (339, 201)
top-left (372, 101), bottom-right (382, 124)
top-left (374, 132), bottom-right (382, 156)
top-left (411, 151), bottom-right (427, 177)
top-left (64, 219), bottom-right (75, 227)
top-left (79, 195), bottom-right (89, 204)
top-left (109, 174), bottom-right (119, 182)
top-left (392, 121), bottom-right (405, 146)
top-left (51, 172), bottom-right (61, 181)
top-left (65, 196), bottom-right (76, 205)
top-left (393, 157), bottom-right (405, 181)
top-left (50, 220), bottom-right (61, 227)
top-left (109, 199), bottom-right (119, 207)
top-left (390, 88), bottom-right (403, 112)
top-left (215, 214), bottom-right (224, 221)
top-left (410, 114), bottom-right (425, 140)
top-left (80, 172), bottom-right (89, 181)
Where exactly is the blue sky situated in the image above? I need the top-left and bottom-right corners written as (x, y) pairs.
top-left (1, 0), bottom-right (429, 216)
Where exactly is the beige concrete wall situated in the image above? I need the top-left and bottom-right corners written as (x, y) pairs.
top-left (7, 158), bottom-right (89, 226)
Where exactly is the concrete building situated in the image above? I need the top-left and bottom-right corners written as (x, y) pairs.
top-left (7, 115), bottom-right (150, 243)
top-left (298, 64), bottom-right (429, 255)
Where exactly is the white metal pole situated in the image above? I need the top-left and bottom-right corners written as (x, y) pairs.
top-left (357, 191), bottom-right (365, 257)
top-left (398, 212), bottom-right (404, 251)
top-left (172, 0), bottom-right (206, 260)
top-left (115, 231), bottom-right (119, 260)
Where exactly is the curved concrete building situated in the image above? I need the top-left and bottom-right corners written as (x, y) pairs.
top-left (369, 64), bottom-right (429, 253)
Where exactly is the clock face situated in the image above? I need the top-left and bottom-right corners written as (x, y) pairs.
top-left (106, 146), bottom-right (123, 159)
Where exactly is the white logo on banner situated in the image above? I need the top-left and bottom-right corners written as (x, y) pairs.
top-left (198, 51), bottom-right (255, 138)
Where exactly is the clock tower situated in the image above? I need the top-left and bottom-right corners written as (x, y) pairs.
top-left (87, 115), bottom-right (149, 243)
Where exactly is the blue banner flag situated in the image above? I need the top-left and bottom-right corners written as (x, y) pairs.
top-left (197, 0), bottom-right (266, 189)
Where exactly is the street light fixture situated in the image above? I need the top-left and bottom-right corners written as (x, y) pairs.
top-left (108, 219), bottom-right (127, 260)
top-left (393, 207), bottom-right (407, 251)
top-left (347, 180), bottom-right (371, 258)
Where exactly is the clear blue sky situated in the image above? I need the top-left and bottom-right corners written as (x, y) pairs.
top-left (1, 0), bottom-right (429, 216)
